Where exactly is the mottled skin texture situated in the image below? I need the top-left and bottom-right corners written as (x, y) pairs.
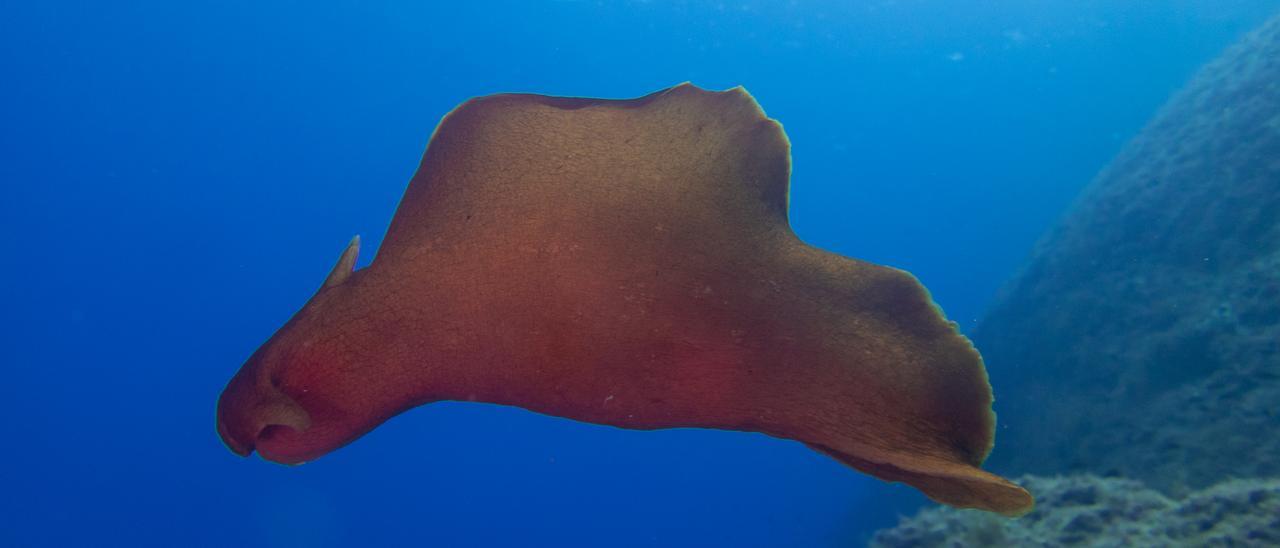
top-left (216, 84), bottom-right (1033, 515)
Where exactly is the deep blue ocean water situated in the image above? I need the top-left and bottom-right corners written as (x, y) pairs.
top-left (3, 2), bottom-right (1278, 546)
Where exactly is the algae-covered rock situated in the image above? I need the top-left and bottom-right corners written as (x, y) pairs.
top-left (975, 12), bottom-right (1280, 492)
top-left (870, 475), bottom-right (1280, 548)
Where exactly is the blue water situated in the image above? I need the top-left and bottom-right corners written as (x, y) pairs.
top-left (3, 2), bottom-right (1277, 546)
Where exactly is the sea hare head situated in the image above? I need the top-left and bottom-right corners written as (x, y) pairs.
top-left (216, 237), bottom-right (391, 464)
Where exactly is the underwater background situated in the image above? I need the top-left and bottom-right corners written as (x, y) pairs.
top-left (3, 1), bottom-right (1279, 546)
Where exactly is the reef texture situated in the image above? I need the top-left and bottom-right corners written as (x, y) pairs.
top-left (871, 474), bottom-right (1280, 548)
top-left (973, 13), bottom-right (1280, 492)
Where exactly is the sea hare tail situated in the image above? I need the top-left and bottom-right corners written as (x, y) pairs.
top-left (808, 443), bottom-right (1034, 517)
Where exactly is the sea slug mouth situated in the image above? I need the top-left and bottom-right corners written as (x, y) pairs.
top-left (216, 415), bottom-right (318, 464)
top-left (215, 416), bottom-right (253, 457)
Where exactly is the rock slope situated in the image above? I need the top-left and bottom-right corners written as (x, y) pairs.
top-left (870, 475), bottom-right (1280, 548)
top-left (974, 12), bottom-right (1280, 492)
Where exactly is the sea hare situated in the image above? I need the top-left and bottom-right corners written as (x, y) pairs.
top-left (216, 83), bottom-right (1033, 516)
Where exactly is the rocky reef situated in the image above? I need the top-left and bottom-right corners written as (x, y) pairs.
top-left (870, 475), bottom-right (1280, 547)
top-left (973, 12), bottom-right (1280, 492)
top-left (865, 12), bottom-right (1280, 546)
